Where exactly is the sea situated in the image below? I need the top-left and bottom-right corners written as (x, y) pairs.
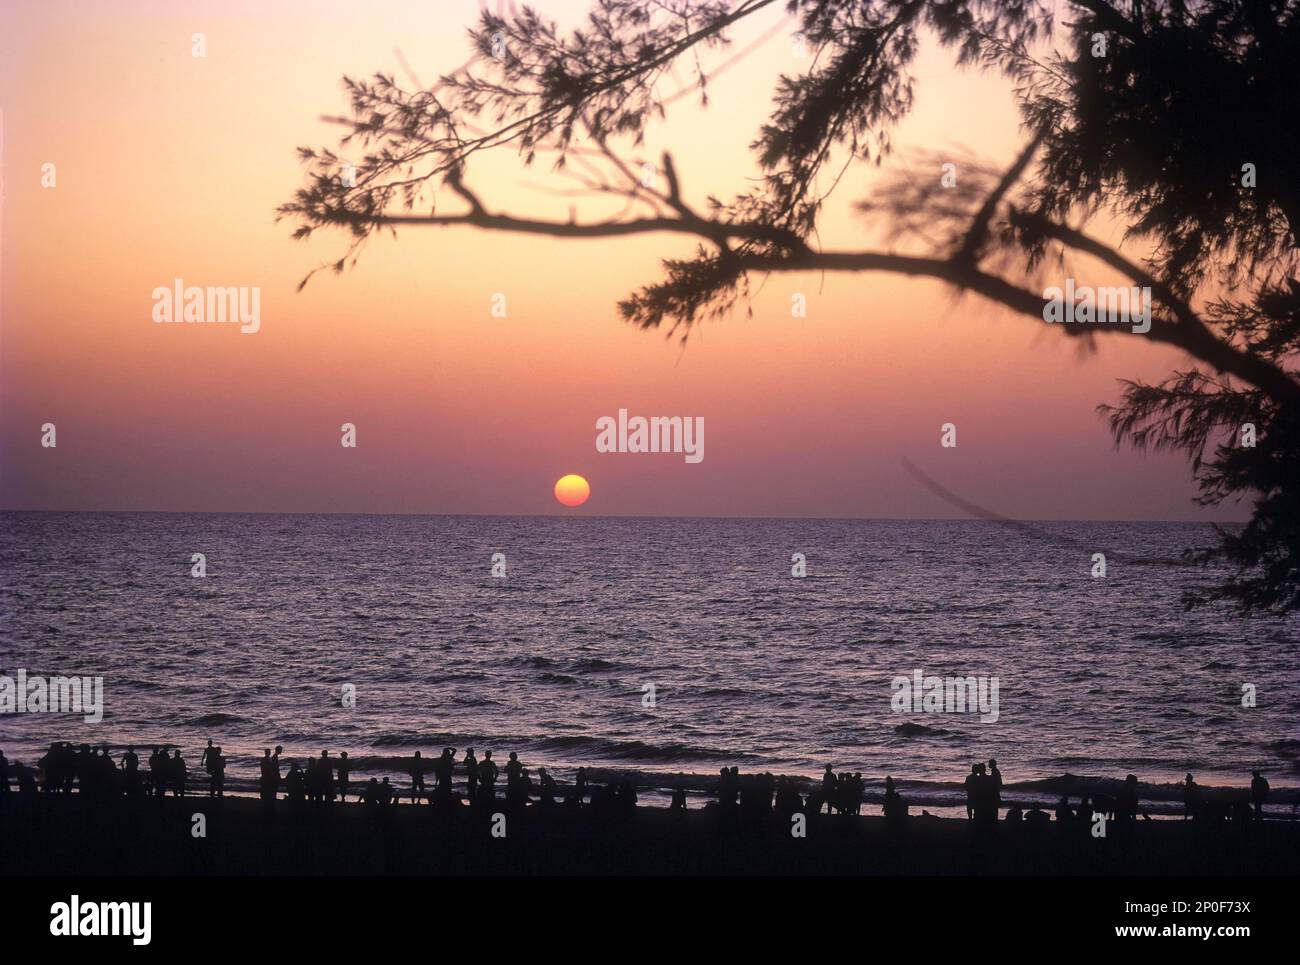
top-left (2, 512), bottom-right (1297, 815)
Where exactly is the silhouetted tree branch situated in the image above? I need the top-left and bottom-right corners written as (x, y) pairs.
top-left (281, 0), bottom-right (1300, 613)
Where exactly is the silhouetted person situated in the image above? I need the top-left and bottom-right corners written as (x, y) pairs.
top-left (512, 767), bottom-right (535, 809)
top-left (1182, 773), bottom-right (1201, 820)
top-left (821, 764), bottom-right (836, 815)
top-left (199, 739), bottom-right (215, 771)
top-left (1054, 795), bottom-right (1073, 823)
top-left (505, 753), bottom-right (528, 808)
top-left (122, 746), bottom-right (141, 797)
top-left (1118, 774), bottom-right (1141, 825)
top-left (72, 744), bottom-right (92, 793)
top-left (964, 764), bottom-right (980, 819)
top-left (259, 749), bottom-right (278, 801)
top-left (406, 750), bottom-right (426, 803)
top-left (478, 752), bottom-right (498, 804)
top-left (286, 762), bottom-right (305, 803)
top-left (611, 778), bottom-right (637, 815)
top-left (42, 743), bottom-right (76, 794)
top-left (671, 784), bottom-right (687, 811)
top-left (988, 759), bottom-right (1003, 808)
top-left (972, 763), bottom-right (998, 825)
top-left (170, 750), bottom-right (187, 797)
top-left (834, 772), bottom-right (850, 815)
top-left (37, 744), bottom-right (60, 793)
top-left (883, 775), bottom-right (906, 825)
top-left (379, 776), bottom-right (394, 805)
top-left (208, 746), bottom-right (226, 797)
top-left (338, 751), bottom-right (351, 801)
top-left (61, 743), bottom-right (77, 794)
top-left (463, 748), bottom-right (478, 801)
top-left (0, 749), bottom-right (9, 794)
top-left (574, 767), bottom-right (589, 807)
top-left (539, 767), bottom-right (557, 807)
top-left (96, 745), bottom-right (117, 798)
top-left (148, 747), bottom-right (165, 797)
top-left (15, 761), bottom-right (38, 796)
top-left (1077, 796), bottom-right (1094, 828)
top-left (306, 756), bottom-right (319, 802)
top-left (718, 767), bottom-right (739, 811)
top-left (775, 778), bottom-right (803, 818)
top-left (81, 746), bottom-right (97, 797)
top-left (1250, 769), bottom-right (1269, 821)
top-left (433, 748), bottom-right (456, 804)
top-left (1230, 798), bottom-right (1252, 823)
top-left (320, 751), bottom-right (336, 803)
top-left (1024, 804), bottom-right (1050, 829)
top-left (80, 746), bottom-right (97, 798)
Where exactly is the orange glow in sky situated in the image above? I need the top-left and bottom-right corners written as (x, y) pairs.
top-left (0, 0), bottom-right (1244, 521)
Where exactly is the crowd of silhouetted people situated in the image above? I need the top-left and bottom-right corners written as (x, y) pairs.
top-left (694, 765), bottom-right (910, 825)
top-left (1173, 770), bottom-right (1272, 823)
top-left (0, 742), bottom-right (195, 800)
top-left (956, 762), bottom-right (1275, 830)
top-left (0, 742), bottom-right (1281, 828)
top-left (0, 742), bottom-right (647, 817)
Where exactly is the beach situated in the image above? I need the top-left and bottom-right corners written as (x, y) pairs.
top-left (4, 794), bottom-right (1298, 876)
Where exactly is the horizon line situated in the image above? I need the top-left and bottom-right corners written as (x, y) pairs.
top-left (0, 507), bottom-right (1246, 526)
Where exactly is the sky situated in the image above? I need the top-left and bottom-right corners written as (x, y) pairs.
top-left (0, 0), bottom-right (1250, 521)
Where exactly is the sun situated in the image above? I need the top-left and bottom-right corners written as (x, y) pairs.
top-left (554, 473), bottom-right (591, 507)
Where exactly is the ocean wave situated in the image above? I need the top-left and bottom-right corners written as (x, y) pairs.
top-left (526, 735), bottom-right (745, 763)
top-left (893, 722), bottom-right (950, 738)
top-left (511, 655), bottom-right (555, 668)
top-left (186, 713), bottom-right (245, 727)
top-left (371, 732), bottom-right (475, 748)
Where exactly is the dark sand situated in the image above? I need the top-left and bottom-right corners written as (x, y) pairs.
top-left (3, 795), bottom-right (1298, 875)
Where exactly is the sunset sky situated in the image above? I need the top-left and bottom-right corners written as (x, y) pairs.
top-left (0, 0), bottom-right (1249, 520)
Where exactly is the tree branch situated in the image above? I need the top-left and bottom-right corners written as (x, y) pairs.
top-left (1011, 209), bottom-right (1300, 406)
top-left (1071, 0), bottom-right (1143, 42)
top-left (954, 131), bottom-right (1044, 266)
top-left (360, 164), bottom-right (812, 254)
top-left (354, 181), bottom-right (1300, 407)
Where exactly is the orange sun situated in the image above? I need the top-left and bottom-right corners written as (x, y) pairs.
top-left (554, 474), bottom-right (591, 507)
